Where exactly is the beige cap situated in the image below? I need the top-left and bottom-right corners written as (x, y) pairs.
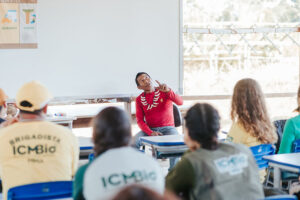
top-left (0, 88), bottom-right (8, 106)
top-left (16, 81), bottom-right (52, 112)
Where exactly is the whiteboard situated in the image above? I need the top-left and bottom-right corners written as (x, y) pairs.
top-left (0, 0), bottom-right (181, 100)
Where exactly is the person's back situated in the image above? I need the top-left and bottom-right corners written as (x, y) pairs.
top-left (227, 78), bottom-right (276, 147)
top-left (166, 103), bottom-right (264, 200)
top-left (112, 184), bottom-right (177, 200)
top-left (83, 146), bottom-right (164, 200)
top-left (184, 142), bottom-right (263, 200)
top-left (227, 78), bottom-right (277, 183)
top-left (279, 86), bottom-right (300, 154)
top-left (0, 88), bottom-right (8, 125)
top-left (0, 121), bottom-right (78, 197)
top-left (73, 106), bottom-right (164, 200)
top-left (227, 121), bottom-right (263, 147)
top-left (0, 81), bottom-right (79, 200)
top-left (279, 115), bottom-right (300, 153)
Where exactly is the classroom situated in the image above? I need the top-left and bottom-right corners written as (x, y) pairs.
top-left (0, 0), bottom-right (300, 199)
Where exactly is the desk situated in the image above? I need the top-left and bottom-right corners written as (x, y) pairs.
top-left (47, 104), bottom-right (125, 128)
top-left (140, 132), bottom-right (227, 159)
top-left (78, 137), bottom-right (93, 159)
top-left (140, 135), bottom-right (188, 159)
top-left (46, 116), bottom-right (77, 129)
top-left (263, 153), bottom-right (300, 188)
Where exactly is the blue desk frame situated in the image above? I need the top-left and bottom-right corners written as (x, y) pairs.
top-left (140, 135), bottom-right (188, 159)
top-left (78, 137), bottom-right (93, 159)
top-left (263, 153), bottom-right (300, 188)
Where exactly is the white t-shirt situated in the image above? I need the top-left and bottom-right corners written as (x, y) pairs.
top-left (83, 146), bottom-right (164, 200)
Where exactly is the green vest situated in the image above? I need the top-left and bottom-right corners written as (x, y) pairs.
top-left (185, 142), bottom-right (264, 200)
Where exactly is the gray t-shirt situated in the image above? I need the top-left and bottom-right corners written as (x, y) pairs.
top-left (166, 142), bottom-right (264, 200)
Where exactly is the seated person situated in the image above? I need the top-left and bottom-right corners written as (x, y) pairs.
top-left (6, 104), bottom-right (19, 120)
top-left (111, 184), bottom-right (178, 200)
top-left (279, 86), bottom-right (300, 153)
top-left (0, 88), bottom-right (8, 124)
top-left (166, 103), bottom-right (264, 200)
top-left (133, 72), bottom-right (183, 169)
top-left (73, 107), bottom-right (164, 200)
top-left (0, 81), bottom-right (79, 200)
top-left (226, 78), bottom-right (277, 182)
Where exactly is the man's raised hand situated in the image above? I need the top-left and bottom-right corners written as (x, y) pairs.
top-left (155, 80), bottom-right (170, 93)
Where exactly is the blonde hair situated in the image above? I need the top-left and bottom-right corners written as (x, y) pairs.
top-left (231, 78), bottom-right (277, 144)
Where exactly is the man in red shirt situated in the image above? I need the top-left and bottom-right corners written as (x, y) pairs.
top-left (134, 72), bottom-right (183, 169)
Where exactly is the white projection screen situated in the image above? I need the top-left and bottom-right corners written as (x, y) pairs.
top-left (0, 0), bottom-right (182, 101)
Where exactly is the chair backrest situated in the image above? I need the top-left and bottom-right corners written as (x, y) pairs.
top-left (292, 139), bottom-right (300, 153)
top-left (88, 152), bottom-right (95, 162)
top-left (173, 104), bottom-right (182, 127)
top-left (273, 119), bottom-right (287, 153)
top-left (7, 181), bottom-right (73, 200)
top-left (250, 144), bottom-right (275, 170)
top-left (262, 194), bottom-right (298, 200)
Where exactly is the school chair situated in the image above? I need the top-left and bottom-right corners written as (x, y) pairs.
top-left (250, 144), bottom-right (275, 170)
top-left (250, 144), bottom-right (275, 187)
top-left (173, 104), bottom-right (182, 127)
top-left (7, 181), bottom-right (73, 200)
top-left (88, 152), bottom-right (94, 162)
top-left (273, 119), bottom-right (287, 154)
top-left (292, 139), bottom-right (300, 153)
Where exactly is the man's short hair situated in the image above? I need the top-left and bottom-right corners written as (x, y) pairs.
top-left (135, 72), bottom-right (150, 86)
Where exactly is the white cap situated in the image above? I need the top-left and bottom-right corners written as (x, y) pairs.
top-left (16, 81), bottom-right (52, 112)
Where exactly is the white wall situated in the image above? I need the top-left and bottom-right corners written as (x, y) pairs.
top-left (0, 0), bottom-right (181, 100)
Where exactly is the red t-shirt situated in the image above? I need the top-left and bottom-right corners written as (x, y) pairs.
top-left (135, 89), bottom-right (183, 135)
